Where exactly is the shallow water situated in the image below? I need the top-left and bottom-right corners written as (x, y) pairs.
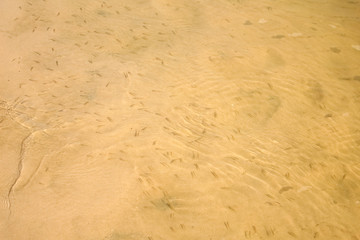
top-left (0, 0), bottom-right (359, 239)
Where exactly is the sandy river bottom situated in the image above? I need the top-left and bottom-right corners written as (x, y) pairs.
top-left (0, 0), bottom-right (360, 239)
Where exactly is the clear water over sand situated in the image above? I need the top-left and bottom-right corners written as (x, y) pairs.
top-left (0, 0), bottom-right (360, 239)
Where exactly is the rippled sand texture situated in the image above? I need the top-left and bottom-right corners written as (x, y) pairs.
top-left (1, 0), bottom-right (360, 239)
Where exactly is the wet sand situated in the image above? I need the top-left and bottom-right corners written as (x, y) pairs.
top-left (1, 0), bottom-right (360, 239)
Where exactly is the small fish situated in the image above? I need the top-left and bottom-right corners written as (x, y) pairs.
top-left (279, 186), bottom-right (293, 194)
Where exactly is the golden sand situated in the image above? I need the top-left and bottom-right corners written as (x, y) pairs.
top-left (1, 0), bottom-right (360, 239)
